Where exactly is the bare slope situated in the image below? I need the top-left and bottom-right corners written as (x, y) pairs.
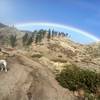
top-left (0, 54), bottom-right (75, 100)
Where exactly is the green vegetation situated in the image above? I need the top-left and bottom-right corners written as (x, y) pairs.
top-left (9, 34), bottom-right (17, 47)
top-left (22, 33), bottom-right (28, 45)
top-left (26, 36), bottom-right (33, 46)
top-left (56, 64), bottom-right (100, 99)
top-left (35, 35), bottom-right (39, 44)
top-left (35, 29), bottom-right (69, 43)
top-left (22, 33), bottom-right (33, 46)
top-left (35, 33), bottom-right (43, 44)
top-left (4, 29), bottom-right (69, 47)
top-left (47, 29), bottom-right (51, 41)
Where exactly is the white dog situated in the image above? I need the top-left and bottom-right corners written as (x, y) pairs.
top-left (0, 60), bottom-right (7, 72)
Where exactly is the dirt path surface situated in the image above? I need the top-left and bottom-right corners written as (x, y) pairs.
top-left (0, 54), bottom-right (75, 100)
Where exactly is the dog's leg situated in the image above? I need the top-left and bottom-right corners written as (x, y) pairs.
top-left (0, 65), bottom-right (3, 71)
top-left (5, 68), bottom-right (8, 72)
top-left (4, 65), bottom-right (8, 72)
top-left (1, 67), bottom-right (3, 71)
top-left (3, 62), bottom-right (8, 72)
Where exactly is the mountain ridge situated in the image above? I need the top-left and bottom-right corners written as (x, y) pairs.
top-left (0, 23), bottom-right (7, 28)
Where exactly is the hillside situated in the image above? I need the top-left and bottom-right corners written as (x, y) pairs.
top-left (0, 23), bottom-right (7, 28)
top-left (0, 53), bottom-right (76, 100)
top-left (0, 24), bottom-right (100, 100)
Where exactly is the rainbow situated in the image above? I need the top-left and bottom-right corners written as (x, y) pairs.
top-left (15, 22), bottom-right (99, 42)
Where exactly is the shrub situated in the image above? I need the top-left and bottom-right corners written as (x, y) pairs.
top-left (22, 33), bottom-right (28, 45)
top-left (26, 36), bottom-right (33, 46)
top-left (56, 64), bottom-right (100, 93)
top-left (9, 35), bottom-right (17, 47)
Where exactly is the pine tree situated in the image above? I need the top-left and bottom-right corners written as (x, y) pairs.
top-left (27, 36), bottom-right (33, 46)
top-left (38, 30), bottom-right (43, 39)
top-left (58, 32), bottom-right (61, 37)
top-left (42, 30), bottom-right (47, 38)
top-left (22, 33), bottom-right (28, 45)
top-left (52, 29), bottom-right (55, 38)
top-left (65, 33), bottom-right (68, 37)
top-left (35, 35), bottom-right (39, 44)
top-left (31, 32), bottom-right (35, 42)
top-left (38, 34), bottom-right (42, 43)
top-left (54, 31), bottom-right (58, 37)
top-left (9, 34), bottom-right (17, 47)
top-left (47, 29), bottom-right (51, 41)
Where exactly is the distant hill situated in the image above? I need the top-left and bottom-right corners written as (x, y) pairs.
top-left (0, 24), bottom-right (25, 46)
top-left (0, 23), bottom-right (7, 28)
top-left (0, 25), bottom-right (25, 39)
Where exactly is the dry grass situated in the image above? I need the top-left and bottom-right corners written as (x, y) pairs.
top-left (51, 58), bottom-right (67, 63)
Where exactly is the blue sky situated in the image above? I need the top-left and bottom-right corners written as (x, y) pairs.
top-left (0, 0), bottom-right (100, 42)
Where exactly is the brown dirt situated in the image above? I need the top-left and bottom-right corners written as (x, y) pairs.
top-left (0, 54), bottom-right (76, 100)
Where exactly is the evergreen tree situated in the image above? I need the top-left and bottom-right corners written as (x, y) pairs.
top-left (38, 29), bottom-right (46, 39)
top-left (35, 34), bottom-right (39, 44)
top-left (22, 33), bottom-right (28, 45)
top-left (54, 31), bottom-right (58, 37)
top-left (42, 30), bottom-right (47, 38)
top-left (65, 33), bottom-right (68, 37)
top-left (35, 33), bottom-right (43, 44)
top-left (58, 32), bottom-right (61, 37)
top-left (52, 29), bottom-right (55, 38)
top-left (9, 34), bottom-right (17, 47)
top-left (38, 33), bottom-right (43, 43)
top-left (31, 32), bottom-right (35, 42)
top-left (61, 32), bottom-right (65, 37)
top-left (27, 36), bottom-right (33, 46)
top-left (47, 29), bottom-right (51, 41)
top-left (38, 30), bottom-right (43, 39)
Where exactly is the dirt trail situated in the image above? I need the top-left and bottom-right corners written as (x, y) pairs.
top-left (0, 54), bottom-right (75, 100)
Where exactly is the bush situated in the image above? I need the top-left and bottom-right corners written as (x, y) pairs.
top-left (56, 64), bottom-right (100, 93)
top-left (9, 35), bottom-right (17, 47)
top-left (22, 33), bottom-right (28, 45)
top-left (26, 36), bottom-right (33, 46)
